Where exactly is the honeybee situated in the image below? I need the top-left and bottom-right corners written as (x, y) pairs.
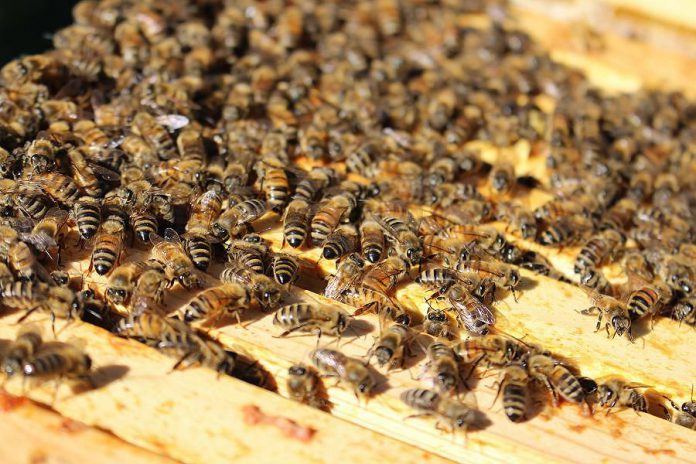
top-left (130, 266), bottom-right (168, 314)
top-left (595, 378), bottom-right (648, 413)
top-left (272, 303), bottom-right (350, 338)
top-left (425, 341), bottom-right (462, 394)
top-left (670, 297), bottom-right (696, 326)
top-left (495, 202), bottom-right (537, 240)
top-left (424, 183), bottom-right (483, 208)
top-left (7, 236), bottom-right (50, 282)
top-left (132, 112), bottom-right (177, 160)
top-left (324, 253), bottom-right (365, 300)
top-left (310, 194), bottom-right (355, 246)
top-left (67, 146), bottom-right (120, 197)
top-left (359, 217), bottom-right (385, 263)
top-left (286, 364), bottom-right (326, 410)
top-left (373, 215), bottom-right (423, 266)
top-left (659, 255), bottom-right (695, 296)
top-left (423, 306), bottom-right (456, 339)
top-left (578, 267), bottom-right (611, 294)
top-left (400, 388), bottom-right (478, 431)
top-left (22, 136), bottom-right (56, 174)
top-left (212, 198), bottom-right (267, 241)
top-left (21, 208), bottom-right (69, 257)
top-left (343, 286), bottom-right (411, 325)
top-left (21, 172), bottom-right (81, 208)
top-left (425, 157), bottom-right (458, 187)
top-left (455, 259), bottom-right (520, 297)
top-left (73, 196), bottom-right (102, 240)
top-left (271, 254), bottom-right (300, 285)
top-left (220, 262), bottom-right (281, 310)
top-left (105, 261), bottom-right (153, 306)
top-left (176, 283), bottom-right (250, 324)
top-left (184, 190), bottom-right (223, 271)
top-left (580, 294), bottom-right (633, 341)
top-left (600, 198), bottom-right (638, 231)
top-left (90, 213), bottom-right (126, 276)
top-left (22, 342), bottom-right (92, 386)
top-left (369, 322), bottom-right (413, 370)
top-left (489, 161), bottom-right (515, 195)
top-left (494, 364), bottom-right (530, 422)
top-left (150, 229), bottom-right (200, 290)
top-left (310, 348), bottom-right (375, 400)
top-left (322, 224), bottom-right (358, 260)
top-left (525, 353), bottom-right (585, 407)
top-left (538, 215), bottom-right (593, 246)
top-left (453, 334), bottom-right (530, 368)
top-left (626, 281), bottom-right (672, 322)
top-left (362, 255), bottom-right (410, 295)
top-left (533, 199), bottom-right (588, 222)
top-left (663, 388), bottom-right (696, 430)
top-left (255, 157), bottom-right (290, 214)
top-left (2, 325), bottom-right (42, 377)
top-left (282, 199), bottom-right (310, 248)
top-left (574, 229), bottom-right (625, 274)
top-left (226, 234), bottom-right (269, 274)
top-left (435, 283), bottom-right (494, 336)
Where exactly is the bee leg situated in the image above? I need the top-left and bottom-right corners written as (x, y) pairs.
top-left (50, 376), bottom-right (64, 406)
top-left (404, 413), bottom-right (433, 422)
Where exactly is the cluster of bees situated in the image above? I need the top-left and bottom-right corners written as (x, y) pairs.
top-left (0, 0), bottom-right (694, 436)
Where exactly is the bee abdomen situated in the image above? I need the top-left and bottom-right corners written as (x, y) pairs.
top-left (185, 235), bottom-right (212, 271)
top-left (503, 383), bottom-right (527, 422)
top-left (554, 369), bottom-right (584, 403)
top-left (132, 210), bottom-right (158, 242)
top-left (627, 287), bottom-right (659, 321)
top-left (272, 255), bottom-right (299, 285)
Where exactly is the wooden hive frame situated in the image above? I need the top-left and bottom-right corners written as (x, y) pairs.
top-left (2, 1), bottom-right (696, 463)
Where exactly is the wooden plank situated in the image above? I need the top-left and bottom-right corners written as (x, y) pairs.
top-left (0, 319), bottom-right (453, 464)
top-left (0, 392), bottom-right (178, 464)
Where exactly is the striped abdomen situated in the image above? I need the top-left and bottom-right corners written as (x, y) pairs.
top-left (272, 254), bottom-right (299, 285)
top-left (322, 225), bottom-right (357, 260)
top-left (16, 193), bottom-right (49, 219)
top-left (185, 234), bottom-right (212, 271)
top-left (132, 209), bottom-right (158, 242)
top-left (74, 197), bottom-right (101, 239)
top-left (401, 388), bottom-right (440, 411)
top-left (179, 284), bottom-right (248, 322)
top-left (627, 286), bottom-right (660, 321)
top-left (1, 281), bottom-right (48, 309)
top-left (273, 303), bottom-right (314, 329)
top-left (359, 219), bottom-right (384, 263)
top-left (262, 167), bottom-right (290, 213)
top-left (283, 199), bottom-right (309, 248)
top-left (550, 366), bottom-right (584, 403)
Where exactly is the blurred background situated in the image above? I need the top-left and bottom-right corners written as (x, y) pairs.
top-left (0, 1), bottom-right (78, 64)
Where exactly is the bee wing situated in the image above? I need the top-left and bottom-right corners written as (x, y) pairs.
top-left (149, 232), bottom-right (165, 247)
top-left (20, 232), bottom-right (57, 252)
top-left (90, 164), bottom-right (122, 182)
top-left (155, 114), bottom-right (190, 131)
top-left (163, 227), bottom-right (182, 244)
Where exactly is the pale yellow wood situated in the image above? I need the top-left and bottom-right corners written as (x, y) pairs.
top-left (0, 318), bottom-right (453, 464)
top-left (0, 393), bottom-right (178, 464)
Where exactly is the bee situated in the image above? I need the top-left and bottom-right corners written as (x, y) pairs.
top-left (272, 303), bottom-right (350, 338)
top-left (310, 348), bottom-right (375, 400)
top-left (0, 262), bottom-right (14, 286)
top-left (440, 283), bottom-right (495, 336)
top-left (184, 190), bottom-right (223, 271)
top-left (7, 237), bottom-right (50, 282)
top-left (580, 294), bottom-right (633, 340)
top-left (596, 379), bottom-right (648, 413)
top-left (374, 215), bottom-right (423, 266)
top-left (322, 224), bottom-right (358, 260)
top-left (495, 202), bottom-right (537, 240)
top-left (346, 142), bottom-right (380, 178)
top-left (626, 281), bottom-right (672, 322)
top-left (359, 217), bottom-right (385, 263)
top-left (105, 261), bottom-right (154, 306)
top-left (21, 207), bottom-right (69, 257)
top-left (1, 280), bottom-right (50, 312)
top-left (538, 215), bottom-right (593, 246)
top-left (282, 199), bottom-right (310, 248)
top-left (150, 229), bottom-right (200, 290)
top-left (130, 266), bottom-right (168, 313)
top-left (67, 146), bottom-right (120, 198)
top-left (489, 161), bottom-right (515, 195)
top-left (663, 388), bottom-right (696, 430)
top-left (425, 183), bottom-right (483, 208)
top-left (533, 199), bottom-right (588, 222)
top-left (425, 157), bottom-right (458, 187)
top-left (73, 196), bottom-right (102, 240)
top-left (423, 306), bottom-right (457, 339)
top-left (343, 286), bottom-right (411, 325)
top-left (22, 172), bottom-right (81, 208)
top-left (363, 256), bottom-right (410, 295)
top-left (220, 262), bottom-right (281, 310)
top-left (22, 342), bottom-right (92, 386)
top-left (177, 283), bottom-right (250, 324)
top-left (310, 194), bottom-right (355, 246)
top-left (425, 341), bottom-right (462, 394)
top-left (525, 353), bottom-right (585, 407)
top-left (324, 253), bottom-right (365, 300)
top-left (600, 198), bottom-right (638, 231)
top-left (256, 157), bottom-right (290, 213)
top-left (90, 213), bottom-right (126, 276)
top-left (670, 297), bottom-right (696, 326)
top-left (494, 364), bottom-right (530, 422)
top-left (369, 322), bottom-right (413, 370)
top-left (23, 136), bottom-right (56, 174)
top-left (627, 171), bottom-right (653, 202)
top-left (579, 267), bottom-right (611, 294)
top-left (574, 229), bottom-right (624, 273)
top-left (212, 198), bottom-right (267, 241)
top-left (453, 334), bottom-right (530, 368)
top-left (2, 325), bottom-right (42, 377)
top-left (455, 260), bottom-right (520, 296)
top-left (400, 388), bottom-right (478, 431)
top-left (226, 234), bottom-right (269, 274)
top-left (659, 255), bottom-right (695, 296)
top-left (286, 364), bottom-right (326, 410)
top-left (271, 254), bottom-right (300, 285)
top-left (132, 112), bottom-right (177, 160)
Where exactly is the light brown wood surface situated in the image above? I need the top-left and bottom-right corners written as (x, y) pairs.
top-left (2, 1), bottom-right (696, 463)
